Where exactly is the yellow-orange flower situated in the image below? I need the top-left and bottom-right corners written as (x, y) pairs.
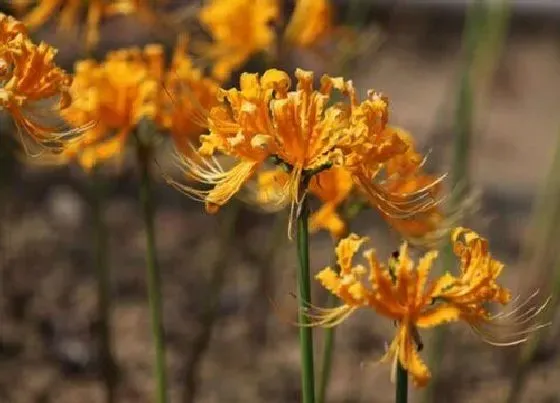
top-left (172, 68), bottom-right (352, 214)
top-left (312, 228), bottom-right (542, 387)
top-left (198, 0), bottom-right (278, 81)
top-left (14, 0), bottom-right (157, 49)
top-left (309, 166), bottom-right (353, 239)
top-left (56, 45), bottom-right (164, 170)
top-left (284, 0), bottom-right (333, 47)
top-left (333, 86), bottom-right (445, 244)
top-left (0, 13), bottom-right (83, 153)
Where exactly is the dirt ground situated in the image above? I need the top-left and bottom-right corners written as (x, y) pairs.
top-left (2, 5), bottom-right (560, 403)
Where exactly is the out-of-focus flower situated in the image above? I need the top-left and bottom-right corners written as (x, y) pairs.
top-left (309, 166), bottom-right (353, 239)
top-left (14, 0), bottom-right (157, 50)
top-left (162, 34), bottom-right (220, 156)
top-left (248, 165), bottom-right (353, 239)
top-left (198, 0), bottom-right (278, 81)
top-left (284, 0), bottom-right (333, 47)
top-left (46, 35), bottom-right (219, 171)
top-left (0, 13), bottom-right (85, 153)
top-left (55, 45), bottom-right (165, 170)
top-left (312, 229), bottom-right (547, 387)
top-left (249, 168), bottom-right (290, 212)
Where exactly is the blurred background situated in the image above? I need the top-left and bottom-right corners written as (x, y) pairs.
top-left (1, 0), bottom-right (560, 402)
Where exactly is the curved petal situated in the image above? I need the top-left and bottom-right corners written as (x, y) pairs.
top-left (416, 305), bottom-right (461, 329)
top-left (206, 159), bottom-right (260, 212)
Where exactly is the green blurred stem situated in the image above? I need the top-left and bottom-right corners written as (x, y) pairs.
top-left (91, 168), bottom-right (118, 403)
top-left (317, 293), bottom-right (336, 403)
top-left (396, 362), bottom-right (408, 403)
top-left (137, 143), bottom-right (168, 403)
top-left (297, 187), bottom-right (316, 403)
top-left (345, 0), bottom-right (368, 28)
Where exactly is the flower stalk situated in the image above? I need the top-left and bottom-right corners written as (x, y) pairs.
top-left (91, 167), bottom-right (118, 403)
top-left (396, 362), bottom-right (409, 403)
top-left (297, 176), bottom-right (316, 403)
top-left (317, 293), bottom-right (335, 403)
top-left (136, 128), bottom-right (168, 403)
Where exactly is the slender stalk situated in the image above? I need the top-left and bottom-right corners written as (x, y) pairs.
top-left (137, 142), bottom-right (168, 403)
top-left (183, 203), bottom-right (240, 403)
top-left (296, 189), bottom-right (316, 403)
top-left (396, 362), bottom-right (408, 403)
top-left (317, 293), bottom-right (335, 403)
top-left (91, 168), bottom-right (118, 403)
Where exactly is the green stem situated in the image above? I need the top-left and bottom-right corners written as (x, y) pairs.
top-left (396, 362), bottom-right (408, 403)
top-left (297, 191), bottom-right (316, 403)
top-left (91, 168), bottom-right (118, 403)
top-left (317, 293), bottom-right (335, 403)
top-left (137, 143), bottom-right (168, 403)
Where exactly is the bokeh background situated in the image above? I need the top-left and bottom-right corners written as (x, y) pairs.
top-left (1, 1), bottom-right (560, 402)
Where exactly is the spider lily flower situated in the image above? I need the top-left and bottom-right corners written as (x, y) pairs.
top-left (198, 0), bottom-right (279, 81)
top-left (50, 45), bottom-right (165, 170)
top-left (331, 85), bottom-right (447, 246)
top-left (340, 88), bottom-right (444, 221)
top-left (13, 0), bottom-right (158, 50)
top-left (312, 228), bottom-right (548, 387)
top-left (169, 68), bottom-right (351, 214)
top-left (0, 13), bottom-right (87, 154)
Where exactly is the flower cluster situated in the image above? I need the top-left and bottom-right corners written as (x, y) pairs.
top-left (169, 68), bottom-right (442, 242)
top-left (313, 228), bottom-right (545, 387)
top-left (49, 37), bottom-right (219, 170)
top-left (2, 1), bottom-right (547, 397)
top-left (0, 12), bottom-right (84, 153)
